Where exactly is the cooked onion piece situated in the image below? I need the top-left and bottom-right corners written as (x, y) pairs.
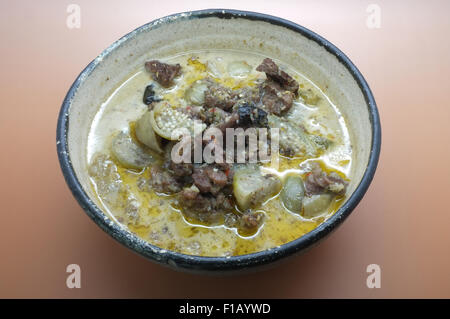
top-left (227, 61), bottom-right (252, 77)
top-left (135, 110), bottom-right (164, 153)
top-left (280, 175), bottom-right (305, 213)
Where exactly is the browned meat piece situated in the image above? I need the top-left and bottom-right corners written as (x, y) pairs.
top-left (260, 80), bottom-right (295, 115)
top-left (179, 187), bottom-right (199, 200)
top-left (150, 166), bottom-right (182, 194)
top-left (192, 164), bottom-right (233, 195)
top-left (204, 83), bottom-right (239, 111)
top-left (204, 165), bottom-right (228, 187)
top-left (145, 60), bottom-right (181, 87)
top-left (304, 163), bottom-right (348, 196)
top-left (179, 188), bottom-right (214, 216)
top-left (179, 187), bottom-right (234, 223)
top-left (240, 211), bottom-right (265, 230)
top-left (237, 85), bottom-right (262, 105)
top-left (169, 161), bottom-right (193, 177)
top-left (256, 58), bottom-right (299, 93)
top-left (192, 168), bottom-right (213, 193)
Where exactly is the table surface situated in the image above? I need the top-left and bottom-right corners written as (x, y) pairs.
top-left (1, 0), bottom-right (449, 298)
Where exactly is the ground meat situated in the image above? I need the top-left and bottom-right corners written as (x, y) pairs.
top-left (192, 168), bottom-right (213, 193)
top-left (205, 165), bottom-right (228, 186)
top-left (256, 58), bottom-right (299, 93)
top-left (169, 161), bottom-right (193, 177)
top-left (260, 80), bottom-right (295, 115)
top-left (179, 187), bottom-right (234, 223)
top-left (145, 60), bottom-right (181, 87)
top-left (240, 211), bottom-right (265, 230)
top-left (150, 166), bottom-right (182, 194)
top-left (304, 162), bottom-right (348, 196)
top-left (192, 164), bottom-right (232, 195)
top-left (204, 83), bottom-right (240, 111)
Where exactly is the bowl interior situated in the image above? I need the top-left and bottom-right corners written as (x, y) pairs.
top-left (60, 11), bottom-right (376, 270)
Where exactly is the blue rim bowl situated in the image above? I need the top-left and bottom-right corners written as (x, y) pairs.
top-left (57, 9), bottom-right (381, 273)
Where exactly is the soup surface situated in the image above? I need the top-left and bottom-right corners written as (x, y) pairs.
top-left (87, 50), bottom-right (352, 256)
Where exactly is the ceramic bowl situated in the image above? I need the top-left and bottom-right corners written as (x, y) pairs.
top-left (57, 9), bottom-right (381, 273)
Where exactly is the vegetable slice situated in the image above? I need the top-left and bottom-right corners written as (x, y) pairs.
top-left (280, 175), bottom-right (305, 213)
top-left (302, 193), bottom-right (333, 218)
top-left (233, 166), bottom-right (281, 210)
top-left (111, 132), bottom-right (154, 169)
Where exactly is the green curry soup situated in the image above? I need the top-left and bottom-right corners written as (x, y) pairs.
top-left (87, 50), bottom-right (352, 256)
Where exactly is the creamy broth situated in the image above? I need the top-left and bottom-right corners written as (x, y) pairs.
top-left (87, 50), bottom-right (352, 256)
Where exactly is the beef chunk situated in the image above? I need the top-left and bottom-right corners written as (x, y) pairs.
top-left (145, 60), bottom-right (181, 87)
top-left (204, 83), bottom-right (239, 111)
top-left (192, 168), bottom-right (213, 193)
top-left (179, 187), bottom-right (234, 223)
top-left (304, 163), bottom-right (348, 196)
top-left (255, 58), bottom-right (299, 115)
top-left (179, 188), bottom-right (213, 217)
top-left (256, 58), bottom-right (299, 93)
top-left (192, 164), bottom-right (232, 195)
top-left (150, 166), bottom-right (182, 194)
top-left (205, 165), bottom-right (228, 187)
top-left (169, 161), bottom-right (193, 177)
top-left (179, 186), bottom-right (200, 201)
top-left (260, 80), bottom-right (295, 115)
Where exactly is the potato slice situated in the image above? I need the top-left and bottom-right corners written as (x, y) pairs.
top-left (111, 132), bottom-right (154, 169)
top-left (302, 194), bottom-right (333, 218)
top-left (280, 175), bottom-right (305, 213)
top-left (233, 166), bottom-right (281, 211)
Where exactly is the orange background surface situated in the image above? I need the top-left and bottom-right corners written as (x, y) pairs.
top-left (1, 0), bottom-right (449, 298)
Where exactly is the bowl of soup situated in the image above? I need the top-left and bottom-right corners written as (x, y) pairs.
top-left (57, 9), bottom-right (381, 272)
